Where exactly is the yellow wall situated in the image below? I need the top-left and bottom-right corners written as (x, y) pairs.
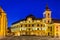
top-left (54, 23), bottom-right (60, 37)
top-left (0, 7), bottom-right (7, 37)
top-left (11, 6), bottom-right (55, 37)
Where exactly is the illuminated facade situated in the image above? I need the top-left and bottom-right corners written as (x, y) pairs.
top-left (11, 5), bottom-right (60, 37)
top-left (0, 7), bottom-right (7, 37)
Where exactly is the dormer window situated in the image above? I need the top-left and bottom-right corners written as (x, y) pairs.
top-left (27, 18), bottom-right (32, 21)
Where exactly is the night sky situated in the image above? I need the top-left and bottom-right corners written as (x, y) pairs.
top-left (0, 0), bottom-right (60, 27)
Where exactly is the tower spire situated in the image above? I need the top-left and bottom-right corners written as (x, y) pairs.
top-left (46, 4), bottom-right (50, 11)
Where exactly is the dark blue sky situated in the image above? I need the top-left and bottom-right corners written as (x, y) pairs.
top-left (0, 0), bottom-right (60, 27)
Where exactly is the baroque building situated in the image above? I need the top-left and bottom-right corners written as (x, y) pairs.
top-left (0, 7), bottom-right (7, 37)
top-left (11, 5), bottom-right (60, 37)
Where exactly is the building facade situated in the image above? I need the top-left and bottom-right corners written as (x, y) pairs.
top-left (11, 5), bottom-right (60, 37)
top-left (0, 7), bottom-right (7, 37)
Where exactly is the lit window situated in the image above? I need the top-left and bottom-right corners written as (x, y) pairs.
top-left (22, 27), bottom-right (26, 30)
top-left (42, 27), bottom-right (45, 30)
top-left (33, 28), bottom-right (37, 30)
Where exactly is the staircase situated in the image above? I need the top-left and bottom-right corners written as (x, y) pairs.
top-left (0, 36), bottom-right (60, 40)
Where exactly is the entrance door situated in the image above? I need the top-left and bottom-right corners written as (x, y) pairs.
top-left (48, 32), bottom-right (50, 36)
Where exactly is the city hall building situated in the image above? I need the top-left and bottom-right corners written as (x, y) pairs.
top-left (11, 5), bottom-right (60, 37)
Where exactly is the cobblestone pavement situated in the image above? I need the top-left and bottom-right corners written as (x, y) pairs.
top-left (0, 36), bottom-right (60, 40)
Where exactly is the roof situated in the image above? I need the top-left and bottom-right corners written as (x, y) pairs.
top-left (12, 19), bottom-right (26, 25)
top-left (45, 4), bottom-right (50, 11)
top-left (12, 14), bottom-right (42, 25)
top-left (52, 19), bottom-right (60, 23)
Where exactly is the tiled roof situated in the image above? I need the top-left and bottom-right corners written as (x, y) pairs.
top-left (52, 19), bottom-right (60, 23)
top-left (12, 14), bottom-right (42, 25)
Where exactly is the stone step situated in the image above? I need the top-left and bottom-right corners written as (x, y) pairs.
top-left (0, 36), bottom-right (60, 40)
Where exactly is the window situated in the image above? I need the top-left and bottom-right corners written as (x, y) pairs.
top-left (37, 24), bottom-right (39, 27)
top-left (48, 27), bottom-right (52, 31)
top-left (43, 24), bottom-right (45, 27)
top-left (48, 32), bottom-right (50, 36)
top-left (56, 26), bottom-right (58, 31)
top-left (56, 33), bottom-right (59, 37)
top-left (25, 24), bottom-right (27, 27)
top-left (17, 25), bottom-right (19, 27)
top-left (56, 33), bottom-right (58, 36)
top-left (21, 25), bottom-right (22, 27)
top-left (29, 21), bottom-right (30, 23)
top-left (56, 26), bottom-right (58, 28)
top-left (44, 20), bottom-right (46, 23)
top-left (0, 12), bottom-right (2, 17)
top-left (50, 27), bottom-right (52, 31)
top-left (41, 24), bottom-right (42, 27)
top-left (56, 29), bottom-right (58, 31)
top-left (29, 28), bottom-right (30, 30)
top-left (42, 27), bottom-right (45, 30)
top-left (44, 14), bottom-right (46, 18)
top-left (32, 24), bottom-right (34, 27)
top-left (48, 13), bottom-right (50, 18)
top-left (48, 20), bottom-right (49, 23)
top-left (37, 28), bottom-right (39, 30)
top-left (29, 24), bottom-right (30, 27)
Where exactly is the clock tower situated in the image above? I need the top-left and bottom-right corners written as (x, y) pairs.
top-left (43, 5), bottom-right (52, 24)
